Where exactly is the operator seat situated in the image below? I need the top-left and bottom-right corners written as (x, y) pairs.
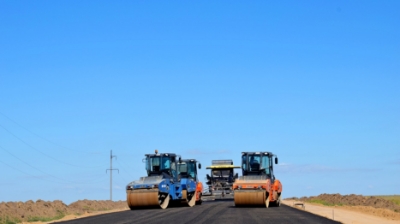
top-left (250, 163), bottom-right (260, 171)
top-left (178, 172), bottom-right (188, 180)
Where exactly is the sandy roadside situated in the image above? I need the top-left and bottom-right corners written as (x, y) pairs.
top-left (19, 208), bottom-right (130, 224)
top-left (282, 200), bottom-right (400, 224)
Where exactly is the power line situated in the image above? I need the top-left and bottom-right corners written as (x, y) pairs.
top-left (88, 175), bottom-right (109, 184)
top-left (115, 159), bottom-right (136, 182)
top-left (0, 144), bottom-right (76, 184)
top-left (0, 157), bottom-right (109, 186)
top-left (0, 124), bottom-right (107, 168)
top-left (0, 111), bottom-right (105, 156)
top-left (0, 144), bottom-right (110, 185)
top-left (0, 158), bottom-right (66, 184)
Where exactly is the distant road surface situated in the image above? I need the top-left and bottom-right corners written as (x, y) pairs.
top-left (54, 200), bottom-right (340, 224)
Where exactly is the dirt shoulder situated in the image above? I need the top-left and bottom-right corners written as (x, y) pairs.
top-left (23, 208), bottom-right (130, 224)
top-left (0, 200), bottom-right (129, 224)
top-left (282, 200), bottom-right (399, 224)
top-left (283, 193), bottom-right (400, 224)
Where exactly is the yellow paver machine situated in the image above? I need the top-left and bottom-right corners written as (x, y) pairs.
top-left (203, 160), bottom-right (240, 200)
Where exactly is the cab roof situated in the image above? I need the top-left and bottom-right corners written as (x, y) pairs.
top-left (206, 165), bottom-right (241, 169)
top-left (180, 159), bottom-right (198, 163)
top-left (241, 151), bottom-right (275, 157)
top-left (144, 153), bottom-right (177, 157)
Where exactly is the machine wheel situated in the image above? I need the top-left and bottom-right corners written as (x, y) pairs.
top-left (196, 193), bottom-right (203, 205)
top-left (275, 195), bottom-right (281, 207)
top-left (182, 190), bottom-right (196, 207)
top-left (269, 194), bottom-right (281, 207)
top-left (159, 193), bottom-right (170, 209)
top-left (187, 192), bottom-right (196, 207)
top-left (265, 195), bottom-right (270, 208)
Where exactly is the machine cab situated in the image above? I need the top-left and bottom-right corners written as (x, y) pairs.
top-left (177, 159), bottom-right (201, 181)
top-left (205, 160), bottom-right (240, 185)
top-left (241, 152), bottom-right (278, 178)
top-left (145, 151), bottom-right (178, 179)
top-left (212, 169), bottom-right (232, 181)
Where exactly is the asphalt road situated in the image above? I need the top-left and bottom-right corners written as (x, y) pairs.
top-left (54, 200), bottom-right (340, 224)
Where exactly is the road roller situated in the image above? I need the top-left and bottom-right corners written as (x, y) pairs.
top-left (126, 150), bottom-right (199, 209)
top-left (233, 152), bottom-right (282, 207)
top-left (176, 159), bottom-right (203, 206)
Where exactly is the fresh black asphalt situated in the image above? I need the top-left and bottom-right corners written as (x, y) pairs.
top-left (54, 200), bottom-right (341, 224)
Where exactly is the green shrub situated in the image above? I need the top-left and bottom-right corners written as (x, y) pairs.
top-left (0, 216), bottom-right (20, 224)
top-left (378, 195), bottom-right (400, 206)
top-left (308, 199), bottom-right (342, 206)
top-left (27, 211), bottom-right (65, 222)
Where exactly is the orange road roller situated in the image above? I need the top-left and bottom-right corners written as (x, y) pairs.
top-left (233, 151), bottom-right (282, 207)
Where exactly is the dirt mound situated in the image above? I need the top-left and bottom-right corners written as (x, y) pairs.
top-left (0, 200), bottom-right (128, 223)
top-left (69, 199), bottom-right (127, 213)
top-left (292, 193), bottom-right (400, 212)
top-left (343, 205), bottom-right (400, 221)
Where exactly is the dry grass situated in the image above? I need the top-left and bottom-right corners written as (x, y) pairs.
top-left (307, 198), bottom-right (343, 206)
top-left (374, 195), bottom-right (400, 206)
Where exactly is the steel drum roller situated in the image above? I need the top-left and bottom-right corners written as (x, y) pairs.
top-left (127, 189), bottom-right (170, 209)
top-left (234, 190), bottom-right (268, 207)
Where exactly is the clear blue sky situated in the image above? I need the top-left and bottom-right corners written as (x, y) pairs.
top-left (0, 1), bottom-right (399, 204)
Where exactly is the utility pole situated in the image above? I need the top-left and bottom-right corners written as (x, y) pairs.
top-left (106, 150), bottom-right (119, 201)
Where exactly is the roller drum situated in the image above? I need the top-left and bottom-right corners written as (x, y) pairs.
top-left (234, 190), bottom-right (268, 207)
top-left (127, 189), bottom-right (170, 209)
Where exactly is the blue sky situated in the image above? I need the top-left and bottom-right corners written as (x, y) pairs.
top-left (0, 1), bottom-right (399, 204)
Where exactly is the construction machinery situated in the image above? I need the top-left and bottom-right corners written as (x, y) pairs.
top-left (177, 159), bottom-right (203, 205)
top-left (126, 150), bottom-right (200, 209)
top-left (203, 160), bottom-right (240, 199)
top-left (233, 152), bottom-right (282, 207)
